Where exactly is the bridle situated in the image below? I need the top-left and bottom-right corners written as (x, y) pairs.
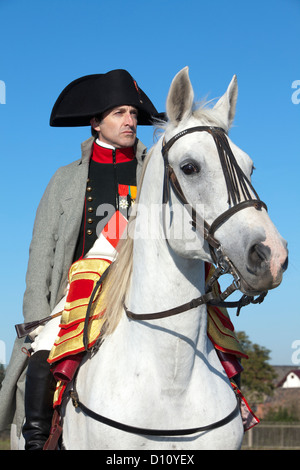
top-left (125, 126), bottom-right (268, 321)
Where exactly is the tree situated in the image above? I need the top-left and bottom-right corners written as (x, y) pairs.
top-left (237, 331), bottom-right (277, 406)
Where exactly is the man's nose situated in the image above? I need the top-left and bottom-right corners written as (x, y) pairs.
top-left (124, 112), bottom-right (134, 126)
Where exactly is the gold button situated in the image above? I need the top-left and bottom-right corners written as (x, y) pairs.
top-left (87, 196), bottom-right (93, 202)
top-left (86, 186), bottom-right (92, 192)
top-left (87, 178), bottom-right (90, 183)
top-left (88, 207), bottom-right (93, 213)
top-left (87, 229), bottom-right (93, 235)
top-left (87, 218), bottom-right (93, 224)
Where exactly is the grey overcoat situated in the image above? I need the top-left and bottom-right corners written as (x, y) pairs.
top-left (0, 136), bottom-right (146, 435)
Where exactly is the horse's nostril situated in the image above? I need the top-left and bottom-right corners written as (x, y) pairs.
top-left (248, 243), bottom-right (271, 273)
top-left (282, 256), bottom-right (289, 272)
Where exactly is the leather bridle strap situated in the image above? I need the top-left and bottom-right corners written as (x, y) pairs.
top-left (167, 168), bottom-right (220, 249)
top-left (162, 126), bottom-right (268, 266)
top-left (70, 382), bottom-right (240, 436)
top-left (167, 164), bottom-right (267, 253)
top-left (124, 274), bottom-right (240, 322)
top-left (124, 125), bottom-right (268, 322)
top-left (162, 127), bottom-right (267, 252)
top-left (161, 126), bottom-right (225, 155)
top-left (125, 291), bottom-right (216, 321)
top-left (209, 199), bottom-right (267, 238)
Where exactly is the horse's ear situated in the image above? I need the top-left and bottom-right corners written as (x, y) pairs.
top-left (166, 67), bottom-right (194, 126)
top-left (213, 75), bottom-right (238, 130)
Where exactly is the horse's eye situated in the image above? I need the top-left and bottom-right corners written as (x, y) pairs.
top-left (181, 162), bottom-right (200, 175)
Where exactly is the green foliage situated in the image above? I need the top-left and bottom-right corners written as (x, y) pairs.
top-left (264, 406), bottom-right (299, 423)
top-left (237, 331), bottom-right (277, 405)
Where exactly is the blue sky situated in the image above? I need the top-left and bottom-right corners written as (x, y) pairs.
top-left (0, 0), bottom-right (299, 366)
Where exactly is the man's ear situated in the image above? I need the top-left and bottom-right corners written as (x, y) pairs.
top-left (90, 117), bottom-right (101, 132)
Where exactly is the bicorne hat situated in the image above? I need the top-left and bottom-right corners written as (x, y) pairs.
top-left (50, 69), bottom-right (159, 127)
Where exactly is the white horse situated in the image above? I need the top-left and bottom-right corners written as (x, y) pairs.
top-left (58, 67), bottom-right (288, 450)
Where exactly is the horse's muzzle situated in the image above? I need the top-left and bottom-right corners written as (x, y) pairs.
top-left (243, 240), bottom-right (288, 294)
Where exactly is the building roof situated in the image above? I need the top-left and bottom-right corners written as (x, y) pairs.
top-left (277, 370), bottom-right (300, 388)
top-left (271, 366), bottom-right (299, 384)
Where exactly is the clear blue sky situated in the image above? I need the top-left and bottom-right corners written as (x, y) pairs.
top-left (0, 0), bottom-right (299, 366)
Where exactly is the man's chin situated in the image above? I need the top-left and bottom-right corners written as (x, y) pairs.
top-left (119, 136), bottom-right (136, 148)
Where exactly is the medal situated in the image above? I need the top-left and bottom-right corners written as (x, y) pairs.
top-left (118, 184), bottom-right (129, 209)
top-left (129, 185), bottom-right (137, 205)
top-left (118, 185), bottom-right (137, 209)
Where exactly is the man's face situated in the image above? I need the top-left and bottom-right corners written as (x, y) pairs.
top-left (91, 105), bottom-right (138, 148)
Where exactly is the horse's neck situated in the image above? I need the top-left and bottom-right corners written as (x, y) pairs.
top-left (126, 236), bottom-right (209, 380)
top-left (129, 237), bottom-right (205, 315)
top-left (122, 147), bottom-right (210, 382)
top-left (127, 144), bottom-right (206, 325)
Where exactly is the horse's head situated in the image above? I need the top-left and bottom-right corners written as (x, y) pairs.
top-left (162, 67), bottom-right (288, 295)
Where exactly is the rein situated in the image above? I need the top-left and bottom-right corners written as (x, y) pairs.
top-left (70, 371), bottom-right (240, 437)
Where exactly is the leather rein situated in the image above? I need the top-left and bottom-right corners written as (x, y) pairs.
top-left (69, 377), bottom-right (240, 437)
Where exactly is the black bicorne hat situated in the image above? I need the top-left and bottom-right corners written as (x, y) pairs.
top-left (50, 69), bottom-right (159, 127)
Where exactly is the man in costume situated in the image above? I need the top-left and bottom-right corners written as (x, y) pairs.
top-left (0, 70), bottom-right (160, 450)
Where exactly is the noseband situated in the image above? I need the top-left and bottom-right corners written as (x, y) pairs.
top-left (125, 126), bottom-right (268, 321)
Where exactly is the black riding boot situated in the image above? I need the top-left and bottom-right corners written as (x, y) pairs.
top-left (22, 350), bottom-right (56, 450)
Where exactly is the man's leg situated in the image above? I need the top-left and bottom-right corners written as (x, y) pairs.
top-left (22, 350), bottom-right (56, 450)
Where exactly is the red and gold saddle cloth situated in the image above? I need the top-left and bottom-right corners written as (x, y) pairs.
top-left (48, 258), bottom-right (110, 406)
top-left (48, 258), bottom-right (110, 365)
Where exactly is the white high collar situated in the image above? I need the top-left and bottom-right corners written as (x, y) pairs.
top-left (95, 138), bottom-right (115, 150)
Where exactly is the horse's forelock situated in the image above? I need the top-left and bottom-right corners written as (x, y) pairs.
top-left (192, 100), bottom-right (229, 130)
top-left (155, 99), bottom-right (231, 134)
